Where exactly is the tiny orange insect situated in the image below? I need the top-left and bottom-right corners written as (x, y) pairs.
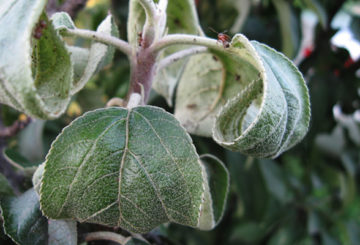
top-left (209, 27), bottom-right (231, 48)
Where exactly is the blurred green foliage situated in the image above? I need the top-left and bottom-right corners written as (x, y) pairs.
top-left (1, 0), bottom-right (360, 244)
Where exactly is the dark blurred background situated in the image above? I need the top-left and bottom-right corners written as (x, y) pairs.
top-left (1, 0), bottom-right (360, 244)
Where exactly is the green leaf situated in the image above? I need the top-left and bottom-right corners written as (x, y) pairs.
top-left (48, 219), bottom-right (77, 245)
top-left (33, 163), bottom-right (45, 195)
top-left (0, 173), bottom-right (14, 198)
top-left (174, 52), bottom-right (224, 136)
top-left (51, 12), bottom-right (75, 31)
top-left (1, 188), bottom-right (48, 245)
top-left (3, 148), bottom-right (39, 170)
top-left (153, 0), bottom-right (204, 105)
top-left (0, 188), bottom-right (77, 245)
top-left (0, 0), bottom-right (73, 119)
top-left (40, 106), bottom-right (227, 233)
top-left (272, 0), bottom-right (299, 58)
top-left (70, 15), bottom-right (119, 94)
top-left (198, 154), bottom-right (229, 229)
top-left (18, 120), bottom-right (46, 163)
top-left (212, 36), bottom-right (310, 158)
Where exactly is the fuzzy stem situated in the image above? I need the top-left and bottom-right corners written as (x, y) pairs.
top-left (84, 231), bottom-right (127, 244)
top-left (64, 28), bottom-right (133, 57)
top-left (149, 34), bottom-right (223, 53)
top-left (157, 47), bottom-right (208, 70)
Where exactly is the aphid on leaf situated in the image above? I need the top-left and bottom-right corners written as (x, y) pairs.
top-left (209, 27), bottom-right (231, 48)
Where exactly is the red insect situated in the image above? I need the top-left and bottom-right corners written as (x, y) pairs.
top-left (209, 27), bottom-right (231, 48)
top-left (33, 20), bottom-right (47, 39)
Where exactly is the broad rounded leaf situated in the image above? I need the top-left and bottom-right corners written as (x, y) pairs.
top-left (0, 188), bottom-right (48, 245)
top-left (0, 0), bottom-right (73, 119)
top-left (40, 106), bottom-right (227, 233)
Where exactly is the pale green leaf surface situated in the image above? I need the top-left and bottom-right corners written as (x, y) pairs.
top-left (51, 12), bottom-right (75, 31)
top-left (40, 106), bottom-right (225, 233)
top-left (48, 219), bottom-right (77, 245)
top-left (198, 154), bottom-right (229, 230)
top-left (212, 36), bottom-right (310, 158)
top-left (153, 0), bottom-right (204, 105)
top-left (70, 15), bottom-right (119, 94)
top-left (175, 34), bottom-right (264, 137)
top-left (0, 188), bottom-right (48, 245)
top-left (0, 0), bottom-right (72, 119)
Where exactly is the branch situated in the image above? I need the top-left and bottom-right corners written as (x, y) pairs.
top-left (149, 34), bottom-right (222, 54)
top-left (84, 231), bottom-right (127, 244)
top-left (157, 47), bottom-right (207, 70)
top-left (64, 28), bottom-right (133, 57)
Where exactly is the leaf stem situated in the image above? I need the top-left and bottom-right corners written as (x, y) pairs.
top-left (157, 47), bottom-right (207, 70)
top-left (64, 28), bottom-right (133, 57)
top-left (84, 231), bottom-right (127, 244)
top-left (149, 34), bottom-right (222, 53)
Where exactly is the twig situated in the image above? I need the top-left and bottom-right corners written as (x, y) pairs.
top-left (157, 47), bottom-right (207, 71)
top-left (149, 34), bottom-right (221, 54)
top-left (64, 28), bottom-right (133, 57)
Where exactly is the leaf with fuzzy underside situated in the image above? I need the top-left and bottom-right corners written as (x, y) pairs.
top-left (0, 0), bottom-right (72, 119)
top-left (40, 106), bottom-right (227, 233)
top-left (153, 0), bottom-right (204, 105)
top-left (69, 15), bottom-right (119, 94)
top-left (175, 34), bottom-right (310, 158)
